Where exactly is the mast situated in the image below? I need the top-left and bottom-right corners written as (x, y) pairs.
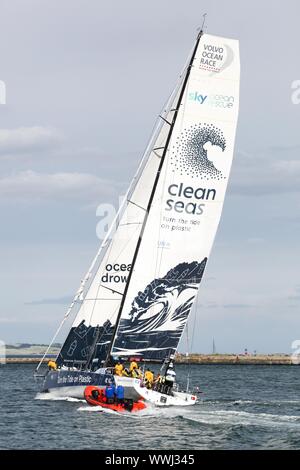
top-left (105, 30), bottom-right (204, 365)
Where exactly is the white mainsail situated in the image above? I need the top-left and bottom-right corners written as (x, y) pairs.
top-left (54, 52), bottom-right (192, 367)
top-left (110, 33), bottom-right (240, 360)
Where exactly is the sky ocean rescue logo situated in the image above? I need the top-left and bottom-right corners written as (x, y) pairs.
top-left (188, 91), bottom-right (235, 109)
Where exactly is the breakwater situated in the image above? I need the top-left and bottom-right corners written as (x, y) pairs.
top-left (4, 354), bottom-right (295, 365)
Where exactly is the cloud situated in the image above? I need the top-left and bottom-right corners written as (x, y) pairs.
top-left (0, 317), bottom-right (19, 323)
top-left (0, 127), bottom-right (63, 157)
top-left (230, 146), bottom-right (300, 195)
top-left (223, 304), bottom-right (253, 309)
top-left (25, 295), bottom-right (73, 306)
top-left (246, 237), bottom-right (265, 244)
top-left (288, 286), bottom-right (300, 302)
top-left (0, 170), bottom-right (118, 204)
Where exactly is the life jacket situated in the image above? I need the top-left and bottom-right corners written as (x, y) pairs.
top-left (131, 367), bottom-right (142, 378)
top-left (48, 360), bottom-right (57, 370)
top-left (165, 369), bottom-right (176, 383)
top-left (105, 385), bottom-right (115, 399)
top-left (116, 385), bottom-right (125, 400)
top-left (145, 371), bottom-right (153, 383)
top-left (122, 368), bottom-right (130, 377)
top-left (129, 361), bottom-right (138, 371)
top-left (114, 363), bottom-right (123, 376)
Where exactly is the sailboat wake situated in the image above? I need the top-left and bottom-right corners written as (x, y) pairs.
top-left (181, 409), bottom-right (300, 429)
top-left (35, 393), bottom-right (85, 402)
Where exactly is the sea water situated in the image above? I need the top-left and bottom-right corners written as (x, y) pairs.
top-left (1, 363), bottom-right (300, 449)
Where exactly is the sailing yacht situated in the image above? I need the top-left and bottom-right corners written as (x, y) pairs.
top-left (36, 28), bottom-right (240, 406)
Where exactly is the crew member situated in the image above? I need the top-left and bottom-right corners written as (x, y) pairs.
top-left (47, 360), bottom-right (57, 370)
top-left (115, 385), bottom-right (125, 404)
top-left (122, 367), bottom-right (130, 377)
top-left (105, 384), bottom-right (116, 404)
top-left (129, 361), bottom-right (137, 373)
top-left (156, 374), bottom-right (165, 393)
top-left (164, 362), bottom-right (176, 395)
top-left (114, 361), bottom-right (123, 376)
top-left (153, 373), bottom-right (161, 391)
top-left (144, 368), bottom-right (154, 389)
top-left (129, 361), bottom-right (142, 378)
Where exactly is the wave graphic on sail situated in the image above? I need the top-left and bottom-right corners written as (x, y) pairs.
top-left (171, 123), bottom-right (226, 179)
top-left (113, 259), bottom-right (207, 358)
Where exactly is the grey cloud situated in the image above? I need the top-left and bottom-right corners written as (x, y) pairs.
top-left (223, 304), bottom-right (253, 309)
top-left (288, 286), bottom-right (300, 302)
top-left (0, 170), bottom-right (118, 204)
top-left (0, 127), bottom-right (63, 157)
top-left (230, 146), bottom-right (300, 196)
top-left (25, 296), bottom-right (72, 306)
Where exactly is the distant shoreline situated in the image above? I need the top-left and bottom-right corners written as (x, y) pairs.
top-left (3, 353), bottom-right (296, 365)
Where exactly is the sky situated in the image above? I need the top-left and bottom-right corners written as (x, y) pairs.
top-left (0, 0), bottom-right (299, 353)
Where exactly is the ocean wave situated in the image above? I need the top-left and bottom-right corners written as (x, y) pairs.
top-left (35, 393), bottom-right (84, 402)
top-left (181, 409), bottom-right (300, 428)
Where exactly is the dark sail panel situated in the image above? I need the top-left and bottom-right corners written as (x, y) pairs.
top-left (56, 320), bottom-right (114, 368)
top-left (112, 259), bottom-right (207, 360)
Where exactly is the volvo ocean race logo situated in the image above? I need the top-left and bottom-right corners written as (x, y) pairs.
top-left (171, 123), bottom-right (226, 180)
top-left (199, 43), bottom-right (234, 74)
top-left (189, 91), bottom-right (234, 109)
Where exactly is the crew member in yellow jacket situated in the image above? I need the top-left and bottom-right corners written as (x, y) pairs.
top-left (47, 360), bottom-right (57, 370)
top-left (144, 369), bottom-right (154, 389)
top-left (129, 361), bottom-right (142, 379)
top-left (114, 362), bottom-right (123, 376)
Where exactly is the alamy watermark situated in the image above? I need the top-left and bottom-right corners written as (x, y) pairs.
top-left (0, 340), bottom-right (6, 364)
top-left (291, 80), bottom-right (300, 104)
top-left (0, 80), bottom-right (6, 105)
top-left (96, 195), bottom-right (126, 241)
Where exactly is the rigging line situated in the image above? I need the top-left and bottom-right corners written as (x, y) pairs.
top-left (105, 30), bottom-right (204, 365)
top-left (201, 13), bottom-right (207, 32)
top-left (86, 303), bottom-right (121, 367)
top-left (190, 295), bottom-right (198, 351)
top-left (159, 115), bottom-right (172, 126)
top-left (153, 148), bottom-right (165, 158)
top-left (86, 271), bottom-right (106, 333)
top-left (84, 297), bottom-right (123, 301)
top-left (119, 222), bottom-right (142, 227)
top-left (127, 200), bottom-right (147, 211)
top-left (35, 315), bottom-right (69, 372)
top-left (85, 294), bottom-right (123, 301)
top-left (98, 284), bottom-right (123, 296)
